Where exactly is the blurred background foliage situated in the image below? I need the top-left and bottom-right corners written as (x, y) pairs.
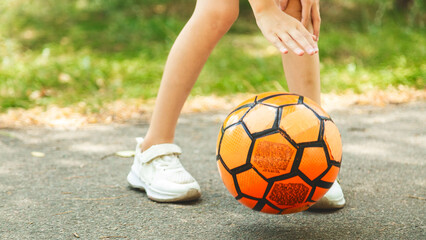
top-left (0, 0), bottom-right (424, 112)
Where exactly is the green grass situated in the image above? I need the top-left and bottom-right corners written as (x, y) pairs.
top-left (0, 0), bottom-right (425, 112)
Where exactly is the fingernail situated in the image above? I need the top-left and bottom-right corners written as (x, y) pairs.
top-left (280, 47), bottom-right (288, 54)
top-left (296, 49), bottom-right (304, 55)
top-left (314, 47), bottom-right (319, 53)
top-left (308, 48), bottom-right (315, 55)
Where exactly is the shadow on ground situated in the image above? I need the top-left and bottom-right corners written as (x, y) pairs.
top-left (0, 102), bottom-right (425, 239)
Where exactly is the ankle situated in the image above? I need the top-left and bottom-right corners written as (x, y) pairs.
top-left (140, 137), bottom-right (174, 152)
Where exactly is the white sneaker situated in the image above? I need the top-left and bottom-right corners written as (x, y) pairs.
top-left (309, 180), bottom-right (346, 210)
top-left (127, 138), bottom-right (201, 202)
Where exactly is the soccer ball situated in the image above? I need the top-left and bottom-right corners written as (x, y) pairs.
top-left (216, 92), bottom-right (342, 214)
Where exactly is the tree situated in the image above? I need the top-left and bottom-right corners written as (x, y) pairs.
top-left (395, 0), bottom-right (414, 11)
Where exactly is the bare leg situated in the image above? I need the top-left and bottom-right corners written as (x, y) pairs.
top-left (282, 0), bottom-right (321, 104)
top-left (141, 0), bottom-right (239, 151)
top-left (282, 1), bottom-right (346, 209)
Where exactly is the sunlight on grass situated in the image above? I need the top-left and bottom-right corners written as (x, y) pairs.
top-left (0, 0), bottom-right (424, 112)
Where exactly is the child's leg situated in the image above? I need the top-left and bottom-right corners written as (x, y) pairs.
top-left (128, 0), bottom-right (239, 202)
top-left (282, 0), bottom-right (345, 209)
top-left (281, 0), bottom-right (321, 104)
top-left (142, 0), bottom-right (239, 151)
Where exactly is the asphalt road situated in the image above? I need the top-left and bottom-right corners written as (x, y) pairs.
top-left (0, 102), bottom-right (425, 239)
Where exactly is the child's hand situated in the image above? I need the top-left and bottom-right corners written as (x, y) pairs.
top-left (279, 0), bottom-right (321, 40)
top-left (251, 2), bottom-right (318, 56)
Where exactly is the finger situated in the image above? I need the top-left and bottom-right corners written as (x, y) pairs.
top-left (303, 31), bottom-right (319, 52)
top-left (271, 35), bottom-right (289, 54)
top-left (299, 26), bottom-right (317, 46)
top-left (280, 0), bottom-right (289, 11)
top-left (311, 4), bottom-right (321, 40)
top-left (279, 33), bottom-right (304, 56)
top-left (297, 19), bottom-right (319, 52)
top-left (310, 34), bottom-right (318, 52)
top-left (301, 4), bottom-right (312, 28)
top-left (288, 30), bottom-right (316, 55)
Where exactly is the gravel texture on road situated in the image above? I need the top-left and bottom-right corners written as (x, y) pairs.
top-left (1, 102), bottom-right (425, 239)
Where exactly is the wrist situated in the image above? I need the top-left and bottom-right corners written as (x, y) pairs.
top-left (249, 0), bottom-right (277, 15)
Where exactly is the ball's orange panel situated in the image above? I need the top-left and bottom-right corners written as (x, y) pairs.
top-left (236, 169), bottom-right (268, 198)
top-left (324, 121), bottom-right (342, 162)
top-left (299, 147), bottom-right (328, 181)
top-left (321, 165), bottom-right (340, 183)
top-left (223, 107), bottom-right (249, 129)
top-left (216, 129), bottom-right (223, 156)
top-left (238, 197), bottom-right (258, 209)
top-left (280, 105), bottom-right (321, 143)
top-left (251, 133), bottom-right (296, 179)
top-left (217, 160), bottom-right (238, 197)
top-left (261, 204), bottom-right (280, 214)
top-left (220, 124), bottom-right (252, 170)
top-left (255, 92), bottom-right (286, 102)
top-left (280, 105), bottom-right (297, 117)
top-left (261, 94), bottom-right (300, 107)
top-left (311, 186), bottom-right (329, 202)
top-left (243, 104), bottom-right (276, 134)
top-left (303, 97), bottom-right (330, 118)
top-left (266, 176), bottom-right (312, 208)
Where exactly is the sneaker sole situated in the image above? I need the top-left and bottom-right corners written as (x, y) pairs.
top-left (309, 195), bottom-right (346, 210)
top-left (127, 170), bottom-right (201, 203)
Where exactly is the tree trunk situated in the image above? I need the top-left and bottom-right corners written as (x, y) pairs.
top-left (395, 0), bottom-right (414, 11)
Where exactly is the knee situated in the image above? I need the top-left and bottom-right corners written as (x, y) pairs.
top-left (216, 1), bottom-right (240, 26)
top-left (284, 0), bottom-right (315, 33)
top-left (284, 0), bottom-right (302, 21)
top-left (195, 0), bottom-right (239, 32)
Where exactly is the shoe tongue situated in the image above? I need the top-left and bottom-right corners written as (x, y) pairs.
top-left (154, 155), bottom-right (195, 184)
top-left (155, 155), bottom-right (181, 169)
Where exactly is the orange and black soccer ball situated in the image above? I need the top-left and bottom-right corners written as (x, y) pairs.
top-left (216, 92), bottom-right (342, 214)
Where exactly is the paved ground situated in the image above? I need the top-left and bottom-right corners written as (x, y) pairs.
top-left (0, 102), bottom-right (425, 239)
